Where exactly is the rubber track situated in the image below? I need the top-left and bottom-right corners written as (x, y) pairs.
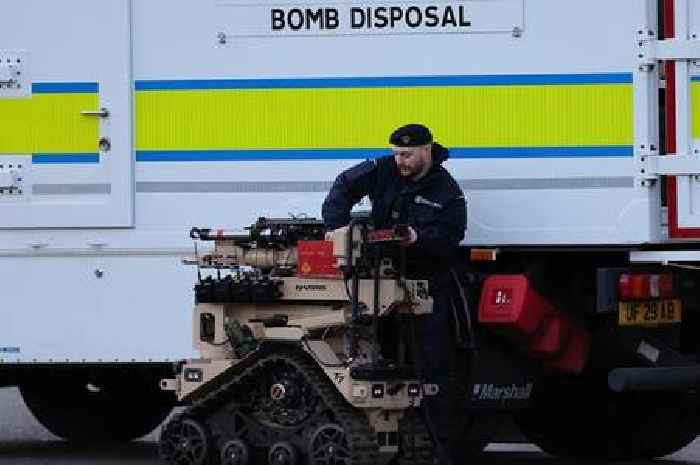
top-left (162, 346), bottom-right (379, 465)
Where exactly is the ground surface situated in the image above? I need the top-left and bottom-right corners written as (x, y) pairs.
top-left (0, 386), bottom-right (698, 464)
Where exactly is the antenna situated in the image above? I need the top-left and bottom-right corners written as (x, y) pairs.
top-left (194, 239), bottom-right (202, 283)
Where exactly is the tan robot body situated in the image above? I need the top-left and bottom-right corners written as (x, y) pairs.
top-left (182, 276), bottom-right (431, 400)
top-left (160, 220), bottom-right (435, 465)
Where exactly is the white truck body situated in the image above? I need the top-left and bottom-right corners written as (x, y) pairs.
top-left (0, 0), bottom-right (696, 362)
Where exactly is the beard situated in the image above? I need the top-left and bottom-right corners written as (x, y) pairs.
top-left (397, 160), bottom-right (426, 178)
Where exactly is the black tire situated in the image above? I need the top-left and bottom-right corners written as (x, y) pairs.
top-left (446, 375), bottom-right (501, 461)
top-left (514, 377), bottom-right (700, 460)
top-left (20, 370), bottom-right (175, 443)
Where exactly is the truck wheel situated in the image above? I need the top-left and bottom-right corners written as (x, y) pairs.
top-left (514, 378), bottom-right (700, 460)
top-left (20, 373), bottom-right (175, 443)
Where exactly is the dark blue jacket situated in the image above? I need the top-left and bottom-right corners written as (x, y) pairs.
top-left (322, 144), bottom-right (466, 274)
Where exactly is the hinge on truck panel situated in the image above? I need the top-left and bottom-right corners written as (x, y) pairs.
top-left (636, 27), bottom-right (658, 72)
top-left (642, 154), bottom-right (700, 178)
top-left (0, 50), bottom-right (29, 98)
top-left (0, 156), bottom-right (28, 200)
top-left (636, 146), bottom-right (660, 186)
top-left (638, 38), bottom-right (700, 65)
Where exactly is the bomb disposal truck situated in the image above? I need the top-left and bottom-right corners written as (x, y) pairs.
top-left (2, 0), bottom-right (700, 460)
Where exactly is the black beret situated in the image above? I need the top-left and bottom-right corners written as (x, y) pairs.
top-left (389, 124), bottom-right (433, 147)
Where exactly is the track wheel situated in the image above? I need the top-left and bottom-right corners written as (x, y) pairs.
top-left (269, 441), bottom-right (298, 465)
top-left (221, 439), bottom-right (251, 465)
top-left (158, 417), bottom-right (210, 465)
top-left (308, 423), bottom-right (351, 465)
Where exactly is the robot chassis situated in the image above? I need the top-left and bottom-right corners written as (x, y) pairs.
top-left (158, 217), bottom-right (440, 465)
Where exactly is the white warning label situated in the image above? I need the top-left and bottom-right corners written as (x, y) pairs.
top-left (216, 0), bottom-right (523, 37)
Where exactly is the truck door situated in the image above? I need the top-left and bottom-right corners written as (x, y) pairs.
top-left (665, 0), bottom-right (700, 237)
top-left (0, 0), bottom-right (133, 228)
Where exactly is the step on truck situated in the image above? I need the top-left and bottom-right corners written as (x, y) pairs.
top-left (2, 0), bottom-right (700, 459)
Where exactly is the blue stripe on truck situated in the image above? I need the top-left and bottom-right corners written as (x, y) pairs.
top-left (135, 72), bottom-right (633, 91)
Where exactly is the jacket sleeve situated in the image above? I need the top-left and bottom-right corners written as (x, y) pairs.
top-left (412, 193), bottom-right (466, 260)
top-left (322, 160), bottom-right (378, 230)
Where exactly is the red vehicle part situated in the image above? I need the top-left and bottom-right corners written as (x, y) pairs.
top-left (528, 315), bottom-right (569, 359)
top-left (366, 225), bottom-right (411, 243)
top-left (617, 273), bottom-right (674, 300)
top-left (478, 275), bottom-right (590, 374)
top-left (297, 240), bottom-right (341, 277)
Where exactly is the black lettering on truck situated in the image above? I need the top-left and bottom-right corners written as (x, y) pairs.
top-left (351, 7), bottom-right (365, 28)
top-left (287, 9), bottom-right (304, 30)
top-left (442, 6), bottom-right (456, 27)
top-left (375, 7), bottom-right (388, 27)
top-left (390, 7), bottom-right (403, 27)
top-left (326, 8), bottom-right (339, 29)
top-left (270, 8), bottom-right (340, 31)
top-left (305, 8), bottom-right (323, 29)
top-left (271, 9), bottom-right (285, 30)
top-left (459, 5), bottom-right (471, 26)
top-left (425, 6), bottom-right (439, 27)
top-left (405, 6), bottom-right (422, 28)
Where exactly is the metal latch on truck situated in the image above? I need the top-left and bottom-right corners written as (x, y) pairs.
top-left (0, 161), bottom-right (25, 196)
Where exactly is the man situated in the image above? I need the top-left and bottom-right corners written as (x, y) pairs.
top-left (322, 123), bottom-right (465, 266)
top-left (322, 123), bottom-right (467, 464)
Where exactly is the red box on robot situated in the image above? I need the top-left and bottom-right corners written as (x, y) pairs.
top-left (297, 241), bottom-right (341, 277)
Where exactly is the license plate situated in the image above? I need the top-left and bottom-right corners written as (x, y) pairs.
top-left (618, 299), bottom-right (682, 326)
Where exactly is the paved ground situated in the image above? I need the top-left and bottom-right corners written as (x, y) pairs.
top-left (0, 386), bottom-right (698, 464)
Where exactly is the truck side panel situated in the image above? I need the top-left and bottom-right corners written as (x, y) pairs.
top-left (0, 0), bottom-right (661, 362)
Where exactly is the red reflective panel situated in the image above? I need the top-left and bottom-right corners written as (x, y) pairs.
top-left (619, 274), bottom-right (650, 300)
top-left (619, 273), bottom-right (674, 300)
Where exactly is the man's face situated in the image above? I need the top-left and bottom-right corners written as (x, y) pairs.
top-left (393, 145), bottom-right (430, 178)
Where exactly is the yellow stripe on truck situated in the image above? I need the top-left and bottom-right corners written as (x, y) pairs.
top-left (691, 81), bottom-right (700, 138)
top-left (135, 84), bottom-right (632, 151)
top-left (0, 93), bottom-right (98, 154)
top-left (0, 75), bottom-right (634, 157)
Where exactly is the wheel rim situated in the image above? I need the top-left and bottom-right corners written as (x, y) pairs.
top-left (250, 359), bottom-right (320, 427)
top-left (269, 441), bottom-right (298, 465)
top-left (221, 439), bottom-right (250, 465)
top-left (308, 424), bottom-right (350, 465)
top-left (159, 418), bottom-right (209, 465)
